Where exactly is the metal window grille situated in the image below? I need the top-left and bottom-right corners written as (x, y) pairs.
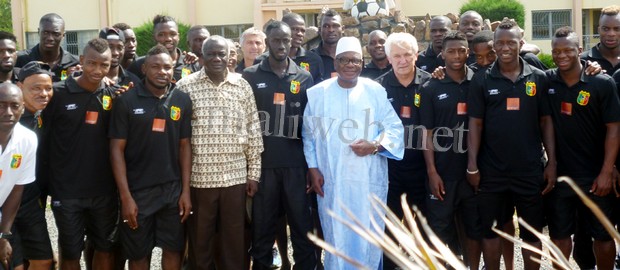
top-left (206, 24), bottom-right (253, 41)
top-left (532, 10), bottom-right (572, 39)
top-left (24, 30), bottom-right (97, 55)
top-left (65, 31), bottom-right (79, 55)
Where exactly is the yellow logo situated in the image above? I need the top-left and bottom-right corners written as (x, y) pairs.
top-left (525, 82), bottom-right (536, 96)
top-left (170, 106), bottom-right (181, 121)
top-left (576, 90), bottom-right (590, 106)
top-left (181, 68), bottom-right (191, 78)
top-left (300, 62), bottom-right (310, 72)
top-left (290, 80), bottom-right (301, 94)
top-left (414, 93), bottom-right (421, 107)
top-left (102, 95), bottom-right (112, 110)
top-left (60, 70), bottom-right (67, 81)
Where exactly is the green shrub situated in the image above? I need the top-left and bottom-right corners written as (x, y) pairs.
top-left (460, 0), bottom-right (525, 29)
top-left (0, 0), bottom-right (13, 33)
top-left (133, 20), bottom-right (190, 56)
top-left (537, 53), bottom-right (556, 69)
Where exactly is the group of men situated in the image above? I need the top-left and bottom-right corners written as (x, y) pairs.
top-left (0, 4), bottom-right (619, 270)
top-left (408, 6), bottom-right (620, 270)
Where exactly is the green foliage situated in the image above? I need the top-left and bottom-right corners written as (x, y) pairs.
top-left (459, 0), bottom-right (525, 29)
top-left (537, 53), bottom-right (556, 69)
top-left (133, 20), bottom-right (190, 56)
top-left (0, 0), bottom-right (12, 33)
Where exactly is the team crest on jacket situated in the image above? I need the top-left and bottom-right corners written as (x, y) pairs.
top-left (525, 82), bottom-right (536, 96)
top-left (170, 106), bottom-right (181, 121)
top-left (300, 62), bottom-right (310, 72)
top-left (10, 154), bottom-right (22, 169)
top-left (60, 70), bottom-right (68, 81)
top-left (102, 95), bottom-right (112, 110)
top-left (414, 93), bottom-right (421, 107)
top-left (181, 68), bottom-right (191, 78)
top-left (576, 90), bottom-right (590, 106)
top-left (290, 80), bottom-right (301, 94)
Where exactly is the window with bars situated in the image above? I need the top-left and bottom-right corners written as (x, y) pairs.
top-left (25, 30), bottom-right (97, 55)
top-left (206, 24), bottom-right (253, 41)
top-left (65, 32), bottom-right (79, 55)
top-left (532, 10), bottom-right (572, 39)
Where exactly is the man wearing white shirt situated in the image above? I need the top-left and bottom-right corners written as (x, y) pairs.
top-left (0, 83), bottom-right (37, 267)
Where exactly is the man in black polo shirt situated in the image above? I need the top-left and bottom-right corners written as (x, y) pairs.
top-left (92, 26), bottom-right (140, 270)
top-left (99, 27), bottom-right (140, 91)
top-left (311, 9), bottom-right (342, 80)
top-left (544, 27), bottom-right (620, 270)
top-left (380, 32), bottom-right (430, 270)
top-left (458, 11), bottom-right (483, 65)
top-left (110, 45), bottom-right (192, 270)
top-left (0, 31), bottom-right (18, 83)
top-left (283, 12), bottom-right (324, 84)
top-left (12, 62), bottom-right (55, 270)
top-left (277, 12), bottom-right (325, 268)
top-left (467, 19), bottom-right (556, 270)
top-left (573, 7), bottom-right (618, 268)
top-left (418, 31), bottom-right (481, 270)
top-left (581, 5), bottom-right (620, 75)
top-left (242, 21), bottom-right (316, 270)
top-left (128, 15), bottom-right (199, 82)
top-left (112, 23), bottom-right (138, 70)
top-left (416, 16), bottom-right (451, 73)
top-left (40, 38), bottom-right (117, 270)
top-left (361, 30), bottom-right (391, 79)
top-left (15, 13), bottom-right (79, 82)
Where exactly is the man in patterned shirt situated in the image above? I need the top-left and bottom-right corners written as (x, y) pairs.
top-left (176, 35), bottom-right (263, 270)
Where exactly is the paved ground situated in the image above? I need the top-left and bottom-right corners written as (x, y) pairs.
top-left (44, 209), bottom-right (583, 270)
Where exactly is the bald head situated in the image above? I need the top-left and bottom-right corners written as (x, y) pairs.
top-left (459, 11), bottom-right (483, 42)
top-left (367, 30), bottom-right (388, 62)
top-left (368, 30), bottom-right (387, 41)
top-left (0, 83), bottom-right (24, 132)
top-left (202, 35), bottom-right (229, 57)
top-left (432, 16), bottom-right (453, 26)
top-left (282, 12), bottom-right (304, 25)
top-left (0, 83), bottom-right (23, 100)
top-left (39, 13), bottom-right (64, 28)
top-left (430, 16), bottom-right (453, 51)
top-left (460, 11), bottom-right (483, 22)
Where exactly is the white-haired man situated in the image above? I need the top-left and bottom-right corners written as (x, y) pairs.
top-left (378, 31), bottom-right (432, 270)
top-left (236, 27), bottom-right (266, 73)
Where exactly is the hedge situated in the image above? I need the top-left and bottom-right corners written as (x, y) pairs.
top-left (133, 20), bottom-right (191, 56)
top-left (459, 0), bottom-right (525, 29)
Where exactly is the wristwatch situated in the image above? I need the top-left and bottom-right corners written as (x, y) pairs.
top-left (371, 140), bottom-right (379, 155)
top-left (0, 232), bottom-right (12, 240)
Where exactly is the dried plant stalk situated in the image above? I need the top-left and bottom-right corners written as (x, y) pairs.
top-left (557, 176), bottom-right (620, 242)
top-left (307, 176), bottom-right (615, 270)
